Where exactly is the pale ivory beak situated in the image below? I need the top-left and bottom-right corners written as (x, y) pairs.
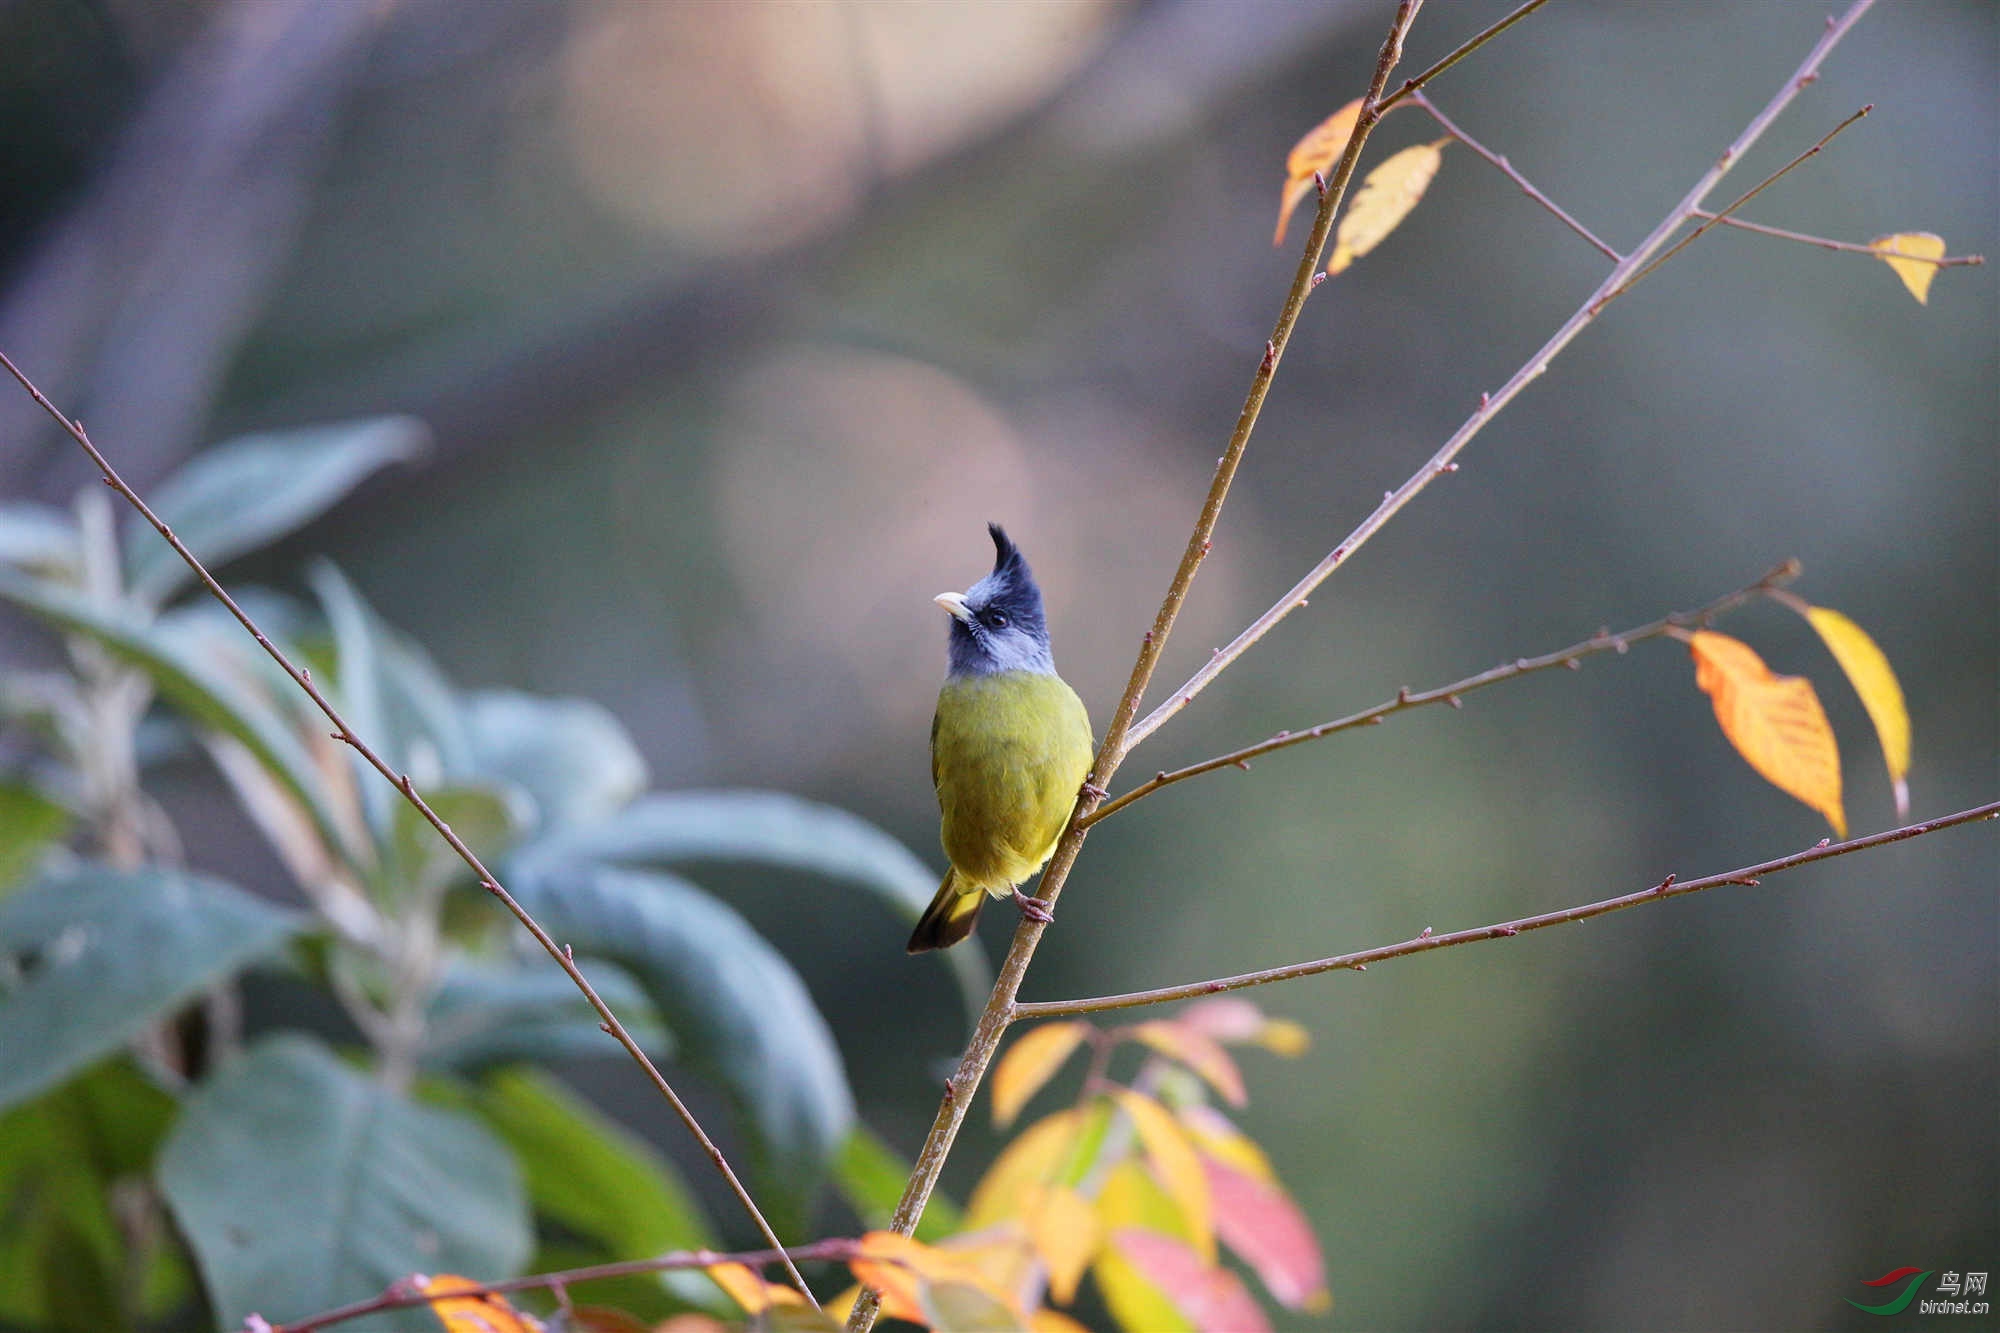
top-left (934, 591), bottom-right (972, 621)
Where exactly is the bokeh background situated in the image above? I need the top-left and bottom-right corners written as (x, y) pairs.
top-left (2, 0), bottom-right (1993, 1327)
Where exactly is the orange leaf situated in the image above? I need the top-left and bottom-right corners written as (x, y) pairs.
top-left (421, 1275), bottom-right (540, 1333)
top-left (1688, 631), bottom-right (1845, 837)
top-left (966, 1108), bottom-right (1082, 1230)
top-left (1029, 1311), bottom-right (1094, 1333)
top-left (1110, 1229), bottom-right (1272, 1333)
top-left (1204, 1157), bottom-right (1329, 1313)
top-left (1128, 1021), bottom-right (1247, 1107)
top-left (1327, 138), bottom-right (1448, 275)
top-left (1802, 605), bottom-right (1911, 818)
top-left (1869, 231), bottom-right (1948, 304)
top-left (1177, 1103), bottom-right (1276, 1184)
top-left (1274, 99), bottom-right (1362, 247)
top-left (703, 1262), bottom-right (804, 1315)
top-left (851, 1231), bottom-right (1025, 1328)
top-left (992, 1022), bottom-right (1090, 1128)
top-left (1109, 1088), bottom-right (1213, 1263)
top-left (1021, 1184), bottom-right (1102, 1306)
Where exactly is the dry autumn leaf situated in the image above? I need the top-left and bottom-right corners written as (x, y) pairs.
top-left (421, 1275), bottom-right (540, 1333)
top-left (1328, 138), bottom-right (1449, 275)
top-left (1274, 99), bottom-right (1363, 247)
top-left (1869, 231), bottom-right (1948, 304)
top-left (1688, 630), bottom-right (1846, 837)
top-left (1109, 1088), bottom-right (1214, 1263)
top-left (1803, 605), bottom-right (1912, 818)
top-left (992, 1022), bottom-right (1090, 1128)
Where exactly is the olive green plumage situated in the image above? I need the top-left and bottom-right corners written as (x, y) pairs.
top-left (908, 526), bottom-right (1094, 953)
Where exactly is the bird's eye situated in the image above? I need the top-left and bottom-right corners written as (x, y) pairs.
top-left (985, 611), bottom-right (1009, 629)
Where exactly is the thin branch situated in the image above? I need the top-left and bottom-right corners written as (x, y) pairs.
top-left (845, 6), bottom-right (1432, 1330)
top-left (1123, 0), bottom-right (1878, 755)
top-left (1593, 103), bottom-right (1874, 309)
top-left (268, 1238), bottom-right (862, 1333)
top-left (1084, 561), bottom-right (1798, 826)
top-left (1689, 210), bottom-right (1987, 265)
top-left (1019, 801), bottom-right (2000, 1020)
top-left (0, 350), bottom-right (818, 1308)
top-left (1411, 89), bottom-right (1622, 261)
top-left (1376, 0), bottom-right (1551, 115)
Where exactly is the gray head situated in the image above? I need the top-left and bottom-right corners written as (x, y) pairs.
top-left (935, 524), bottom-right (1057, 677)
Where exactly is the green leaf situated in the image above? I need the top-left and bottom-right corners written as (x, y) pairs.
top-left (158, 1035), bottom-right (528, 1331)
top-left (0, 781), bottom-right (70, 896)
top-left (0, 502), bottom-right (78, 577)
top-left (387, 783), bottom-right (528, 910)
top-left (465, 690), bottom-right (648, 832)
top-left (123, 417), bottom-right (427, 605)
top-left (0, 1058), bottom-right (187, 1328)
top-left (420, 959), bottom-right (670, 1072)
top-left (510, 790), bottom-right (990, 1025)
top-left (0, 864), bottom-right (301, 1113)
top-left (0, 569), bottom-right (358, 866)
top-left (308, 561), bottom-right (395, 841)
top-left (752, 1306), bottom-right (847, 1332)
top-left (833, 1125), bottom-right (961, 1243)
top-left (377, 633), bottom-right (474, 778)
top-left (921, 1281), bottom-right (1023, 1333)
top-left (509, 864), bottom-right (853, 1233)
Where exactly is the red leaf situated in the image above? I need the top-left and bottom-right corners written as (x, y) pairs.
top-left (1204, 1156), bottom-right (1329, 1313)
top-left (1110, 1228), bottom-right (1272, 1333)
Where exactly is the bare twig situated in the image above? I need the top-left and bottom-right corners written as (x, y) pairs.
top-left (1020, 802), bottom-right (2000, 1019)
top-left (844, 6), bottom-right (1433, 1330)
top-left (1689, 210), bottom-right (1986, 266)
top-left (1376, 0), bottom-right (1551, 115)
top-left (1123, 0), bottom-right (1878, 755)
top-left (1084, 562), bottom-right (1798, 826)
top-left (1411, 90), bottom-right (1621, 261)
top-left (0, 350), bottom-right (818, 1308)
top-left (268, 1238), bottom-right (862, 1333)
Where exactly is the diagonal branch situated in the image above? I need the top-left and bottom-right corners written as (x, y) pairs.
top-left (1375, 0), bottom-right (1551, 115)
top-left (0, 350), bottom-right (819, 1308)
top-left (1084, 561), bottom-right (1799, 826)
top-left (1410, 89), bottom-right (1622, 261)
top-left (1123, 0), bottom-right (1879, 755)
top-left (1019, 801), bottom-right (2000, 1019)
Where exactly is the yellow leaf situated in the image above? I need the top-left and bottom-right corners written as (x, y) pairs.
top-left (1177, 1103), bottom-right (1277, 1184)
top-left (851, 1232), bottom-right (1026, 1329)
top-left (992, 1022), bottom-right (1090, 1128)
top-left (1803, 605), bottom-right (1912, 818)
top-left (1091, 1162), bottom-right (1197, 1333)
top-left (1109, 1088), bottom-right (1213, 1263)
top-left (1688, 631), bottom-right (1845, 837)
top-left (421, 1275), bottom-right (540, 1333)
top-left (966, 1108), bottom-right (1081, 1230)
top-left (703, 1262), bottom-right (802, 1315)
top-left (1327, 138), bottom-right (1448, 276)
top-left (1869, 231), bottom-right (1947, 304)
top-left (1128, 1021), bottom-right (1247, 1106)
top-left (1254, 1018), bottom-right (1311, 1057)
top-left (1274, 99), bottom-right (1363, 247)
top-left (1029, 1312), bottom-right (1094, 1333)
top-left (1021, 1184), bottom-right (1103, 1306)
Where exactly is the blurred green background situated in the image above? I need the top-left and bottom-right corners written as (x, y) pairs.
top-left (1, 0), bottom-right (1992, 1328)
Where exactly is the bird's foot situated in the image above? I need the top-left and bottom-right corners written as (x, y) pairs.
top-left (1080, 780), bottom-right (1110, 801)
top-left (1012, 888), bottom-right (1055, 925)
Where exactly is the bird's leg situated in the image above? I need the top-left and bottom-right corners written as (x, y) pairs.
top-left (1080, 780), bottom-right (1109, 801)
top-left (1012, 887), bottom-right (1054, 924)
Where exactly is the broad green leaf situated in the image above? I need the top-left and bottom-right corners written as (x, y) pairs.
top-left (377, 633), bottom-right (474, 777)
top-left (308, 561), bottom-right (395, 841)
top-left (419, 958), bottom-right (669, 1071)
top-left (509, 790), bottom-right (990, 1025)
top-left (0, 865), bottom-right (301, 1112)
top-left (509, 864), bottom-right (853, 1232)
top-left (1803, 605), bottom-right (1912, 818)
top-left (465, 690), bottom-right (648, 832)
top-left (158, 1035), bottom-right (528, 1331)
top-left (921, 1280), bottom-right (1025, 1333)
top-left (0, 1058), bottom-right (187, 1328)
top-left (123, 417), bottom-right (426, 605)
top-left (0, 569), bottom-right (357, 863)
top-left (0, 502), bottom-right (77, 577)
top-left (0, 781), bottom-right (69, 895)
top-left (832, 1124), bottom-right (961, 1242)
top-left (387, 783), bottom-right (528, 911)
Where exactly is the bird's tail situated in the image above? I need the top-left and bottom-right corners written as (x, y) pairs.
top-left (907, 867), bottom-right (984, 953)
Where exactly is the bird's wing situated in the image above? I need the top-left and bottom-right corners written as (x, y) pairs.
top-left (930, 707), bottom-right (942, 792)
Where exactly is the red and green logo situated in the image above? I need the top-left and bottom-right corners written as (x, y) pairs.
top-left (1848, 1268), bottom-right (1934, 1315)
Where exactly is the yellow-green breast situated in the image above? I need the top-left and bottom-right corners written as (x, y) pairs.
top-left (932, 670), bottom-right (1093, 896)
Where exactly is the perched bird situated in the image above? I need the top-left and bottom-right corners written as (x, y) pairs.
top-left (908, 525), bottom-right (1095, 953)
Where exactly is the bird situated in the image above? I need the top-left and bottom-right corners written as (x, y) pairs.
top-left (908, 524), bottom-right (1095, 953)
